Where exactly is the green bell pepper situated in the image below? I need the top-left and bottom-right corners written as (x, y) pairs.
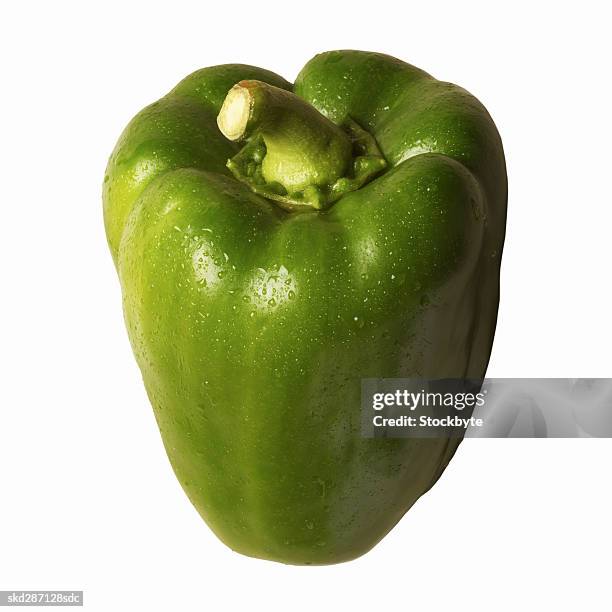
top-left (103, 50), bottom-right (507, 565)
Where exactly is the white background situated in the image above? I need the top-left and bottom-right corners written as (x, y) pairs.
top-left (1, 1), bottom-right (611, 610)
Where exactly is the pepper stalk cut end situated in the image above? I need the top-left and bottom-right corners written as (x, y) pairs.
top-left (217, 83), bottom-right (252, 141)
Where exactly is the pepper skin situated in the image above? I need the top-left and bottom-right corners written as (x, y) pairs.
top-left (103, 51), bottom-right (507, 565)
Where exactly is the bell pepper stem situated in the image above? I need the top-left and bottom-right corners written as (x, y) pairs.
top-left (217, 80), bottom-right (387, 211)
top-left (218, 80), bottom-right (353, 194)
